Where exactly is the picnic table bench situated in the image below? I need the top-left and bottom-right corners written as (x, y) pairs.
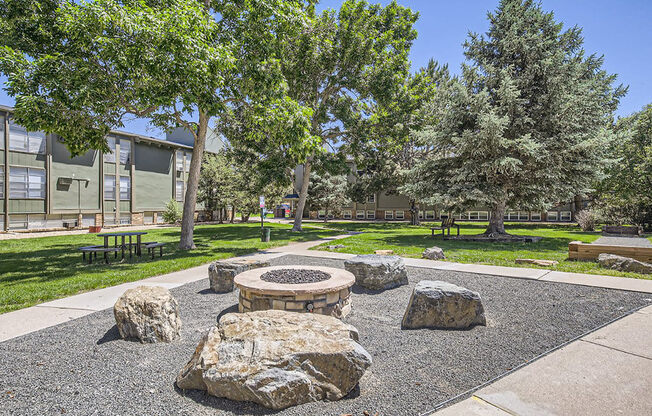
top-left (431, 218), bottom-right (460, 237)
top-left (144, 242), bottom-right (165, 259)
top-left (78, 246), bottom-right (121, 264)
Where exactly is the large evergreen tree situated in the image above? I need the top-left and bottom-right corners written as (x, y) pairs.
top-left (406, 0), bottom-right (625, 236)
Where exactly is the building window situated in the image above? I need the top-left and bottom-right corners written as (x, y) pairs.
top-left (367, 194), bottom-right (375, 203)
top-left (478, 211), bottom-right (489, 220)
top-left (119, 214), bottom-right (131, 225)
top-left (9, 167), bottom-right (45, 199)
top-left (104, 137), bottom-right (116, 162)
top-left (104, 175), bottom-right (116, 200)
top-left (119, 139), bottom-right (131, 165)
top-left (419, 211), bottom-right (424, 219)
top-left (395, 210), bottom-right (404, 219)
top-left (318, 210), bottom-right (326, 219)
top-left (0, 116), bottom-right (4, 149)
top-left (453, 212), bottom-right (466, 220)
top-left (366, 210), bottom-right (375, 220)
top-left (176, 150), bottom-right (184, 172)
top-left (547, 211), bottom-right (558, 221)
top-left (425, 210), bottom-right (435, 219)
top-left (0, 167), bottom-right (3, 199)
top-left (560, 211), bottom-right (572, 222)
top-left (120, 176), bottom-right (131, 201)
top-left (343, 210), bottom-right (352, 219)
top-left (504, 211), bottom-right (528, 221)
top-left (176, 180), bottom-right (184, 201)
top-left (185, 152), bottom-right (192, 172)
top-left (9, 214), bottom-right (28, 230)
top-left (530, 212), bottom-right (541, 221)
top-left (518, 211), bottom-right (529, 221)
top-left (8, 120), bottom-right (46, 154)
top-left (468, 211), bottom-right (479, 220)
top-left (356, 210), bottom-right (365, 219)
top-left (385, 210), bottom-right (394, 220)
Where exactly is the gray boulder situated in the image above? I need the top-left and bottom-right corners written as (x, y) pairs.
top-left (176, 310), bottom-right (371, 410)
top-left (598, 253), bottom-right (652, 274)
top-left (344, 254), bottom-right (408, 290)
top-left (208, 258), bottom-right (269, 293)
top-left (402, 280), bottom-right (486, 329)
top-left (422, 246), bottom-right (445, 260)
top-left (114, 286), bottom-right (181, 343)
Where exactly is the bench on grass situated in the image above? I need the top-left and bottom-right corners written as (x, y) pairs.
top-left (144, 242), bottom-right (165, 259)
top-left (78, 246), bottom-right (121, 264)
top-left (431, 218), bottom-right (460, 237)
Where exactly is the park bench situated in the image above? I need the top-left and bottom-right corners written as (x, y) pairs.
top-left (144, 242), bottom-right (165, 259)
top-left (78, 245), bottom-right (121, 264)
top-left (431, 218), bottom-right (460, 237)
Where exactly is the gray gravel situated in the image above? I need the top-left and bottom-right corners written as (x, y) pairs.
top-left (0, 254), bottom-right (650, 416)
top-left (260, 268), bottom-right (331, 284)
top-left (593, 235), bottom-right (652, 247)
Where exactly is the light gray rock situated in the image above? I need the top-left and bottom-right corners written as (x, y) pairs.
top-left (327, 244), bottom-right (345, 250)
top-left (208, 258), bottom-right (270, 293)
top-left (402, 280), bottom-right (486, 329)
top-left (344, 254), bottom-right (408, 290)
top-left (598, 253), bottom-right (652, 274)
top-left (113, 286), bottom-right (181, 343)
top-left (176, 310), bottom-right (371, 410)
top-left (422, 246), bottom-right (445, 260)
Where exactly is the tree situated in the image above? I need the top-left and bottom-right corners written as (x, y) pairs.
top-left (197, 151), bottom-right (236, 224)
top-left (407, 0), bottom-right (625, 236)
top-left (278, 0), bottom-right (418, 231)
top-left (307, 166), bottom-right (351, 222)
top-left (0, 0), bottom-right (313, 249)
top-left (595, 104), bottom-right (652, 230)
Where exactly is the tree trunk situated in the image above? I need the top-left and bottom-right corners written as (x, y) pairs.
top-left (242, 213), bottom-right (250, 223)
top-left (410, 200), bottom-right (420, 226)
top-left (485, 201), bottom-right (507, 235)
top-left (291, 156), bottom-right (313, 232)
top-left (572, 194), bottom-right (583, 221)
top-left (219, 207), bottom-right (225, 224)
top-left (230, 205), bottom-right (235, 224)
top-left (179, 111), bottom-right (209, 250)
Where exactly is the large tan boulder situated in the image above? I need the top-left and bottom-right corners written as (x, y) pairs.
top-left (176, 310), bottom-right (372, 410)
top-left (113, 286), bottom-right (181, 343)
top-left (402, 280), bottom-right (486, 329)
top-left (598, 253), bottom-right (652, 274)
top-left (208, 258), bottom-right (270, 293)
top-left (344, 254), bottom-right (408, 290)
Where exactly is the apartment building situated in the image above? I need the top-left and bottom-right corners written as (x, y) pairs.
top-left (0, 105), bottom-right (223, 232)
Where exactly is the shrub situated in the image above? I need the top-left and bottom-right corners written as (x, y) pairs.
top-left (162, 199), bottom-right (182, 224)
top-left (576, 210), bottom-right (596, 232)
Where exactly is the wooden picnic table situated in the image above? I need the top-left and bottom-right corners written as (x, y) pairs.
top-left (97, 231), bottom-right (148, 259)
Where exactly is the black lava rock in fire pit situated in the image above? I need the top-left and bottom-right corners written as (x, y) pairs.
top-left (260, 269), bottom-right (332, 284)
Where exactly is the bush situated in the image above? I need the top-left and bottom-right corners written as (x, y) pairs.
top-left (162, 199), bottom-right (182, 224)
top-left (576, 210), bottom-right (596, 232)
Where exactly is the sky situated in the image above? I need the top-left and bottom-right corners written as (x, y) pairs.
top-left (1, 0), bottom-right (650, 139)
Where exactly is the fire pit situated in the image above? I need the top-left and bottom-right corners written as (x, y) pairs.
top-left (234, 265), bottom-right (355, 318)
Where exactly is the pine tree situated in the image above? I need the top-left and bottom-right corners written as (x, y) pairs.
top-left (407, 0), bottom-right (626, 236)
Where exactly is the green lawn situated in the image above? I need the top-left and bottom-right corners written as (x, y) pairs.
top-left (312, 221), bottom-right (652, 280)
top-left (0, 223), bottom-right (338, 314)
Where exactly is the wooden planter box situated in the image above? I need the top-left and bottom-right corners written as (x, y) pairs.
top-left (88, 226), bottom-right (102, 233)
top-left (569, 241), bottom-right (652, 263)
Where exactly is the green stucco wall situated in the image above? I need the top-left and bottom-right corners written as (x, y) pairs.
top-left (50, 140), bottom-right (101, 212)
top-left (133, 142), bottom-right (173, 211)
top-left (8, 151), bottom-right (46, 168)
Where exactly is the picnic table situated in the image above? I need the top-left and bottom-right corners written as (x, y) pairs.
top-left (98, 231), bottom-right (148, 259)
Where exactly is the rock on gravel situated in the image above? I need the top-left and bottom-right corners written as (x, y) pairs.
top-left (344, 255), bottom-right (408, 290)
top-left (208, 258), bottom-right (270, 293)
top-left (598, 253), bottom-right (652, 274)
top-left (260, 268), bottom-right (331, 284)
top-left (113, 286), bottom-right (181, 343)
top-left (176, 310), bottom-right (372, 410)
top-left (422, 247), bottom-right (445, 260)
top-left (402, 280), bottom-right (486, 329)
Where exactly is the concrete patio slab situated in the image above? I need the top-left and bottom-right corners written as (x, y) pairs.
top-left (433, 396), bottom-right (511, 415)
top-left (0, 306), bottom-right (92, 342)
top-left (582, 306), bottom-right (652, 359)
top-left (475, 340), bottom-right (652, 416)
top-left (541, 270), bottom-right (652, 293)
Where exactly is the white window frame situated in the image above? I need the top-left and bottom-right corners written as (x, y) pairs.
top-left (560, 211), bottom-right (572, 222)
top-left (317, 210), bottom-right (326, 219)
top-left (468, 211), bottom-right (479, 220)
top-left (367, 194), bottom-right (375, 203)
top-left (9, 167), bottom-right (46, 199)
top-left (119, 139), bottom-right (131, 165)
top-left (366, 210), bottom-right (375, 220)
top-left (343, 210), bottom-right (352, 219)
top-left (119, 214), bottom-right (131, 225)
top-left (547, 211), bottom-right (558, 221)
top-left (176, 150), bottom-right (184, 172)
top-left (0, 166), bottom-right (3, 199)
top-left (395, 210), bottom-right (405, 220)
top-left (530, 212), bottom-right (541, 221)
top-left (425, 210), bottom-right (435, 220)
top-left (356, 210), bottom-right (365, 219)
top-left (176, 180), bottom-right (184, 201)
top-left (185, 153), bottom-right (192, 173)
top-left (104, 175), bottom-right (116, 200)
top-left (518, 211), bottom-right (529, 221)
top-left (8, 120), bottom-right (46, 154)
top-left (104, 137), bottom-right (116, 162)
top-left (384, 210), bottom-right (394, 220)
top-left (120, 176), bottom-right (131, 201)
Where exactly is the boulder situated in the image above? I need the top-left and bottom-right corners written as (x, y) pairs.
top-left (344, 255), bottom-right (408, 290)
top-left (402, 280), bottom-right (486, 329)
top-left (598, 253), bottom-right (652, 274)
top-left (114, 286), bottom-right (181, 343)
top-left (422, 247), bottom-right (445, 260)
top-left (515, 258), bottom-right (558, 266)
top-left (208, 258), bottom-right (270, 293)
top-left (374, 249), bottom-right (394, 255)
top-left (176, 310), bottom-right (372, 410)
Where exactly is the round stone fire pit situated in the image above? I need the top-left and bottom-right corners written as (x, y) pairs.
top-left (234, 265), bottom-right (355, 318)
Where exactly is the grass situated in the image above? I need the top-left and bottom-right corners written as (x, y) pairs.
top-left (312, 221), bottom-right (652, 280)
top-left (0, 222), bottom-right (338, 314)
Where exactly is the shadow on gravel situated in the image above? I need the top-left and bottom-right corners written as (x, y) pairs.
top-left (97, 325), bottom-right (121, 345)
top-left (216, 304), bottom-right (239, 322)
top-left (174, 385), bottom-right (280, 415)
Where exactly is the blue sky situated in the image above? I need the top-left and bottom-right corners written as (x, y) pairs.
top-left (1, 0), bottom-right (650, 139)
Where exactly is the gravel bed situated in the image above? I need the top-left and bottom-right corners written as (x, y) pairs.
top-left (593, 235), bottom-right (652, 247)
top-left (260, 268), bottom-right (331, 284)
top-left (0, 254), bottom-right (650, 416)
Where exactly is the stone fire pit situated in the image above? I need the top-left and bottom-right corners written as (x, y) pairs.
top-left (234, 265), bottom-right (355, 318)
